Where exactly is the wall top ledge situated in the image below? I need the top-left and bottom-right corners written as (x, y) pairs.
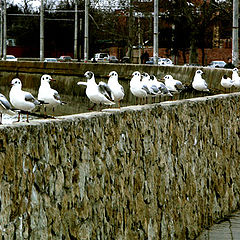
top-left (0, 92), bottom-right (239, 129)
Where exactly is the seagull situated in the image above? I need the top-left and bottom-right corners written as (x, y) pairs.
top-left (141, 72), bottom-right (160, 97)
top-left (38, 74), bottom-right (66, 113)
top-left (77, 71), bottom-right (115, 110)
top-left (0, 93), bottom-right (15, 124)
top-left (107, 71), bottom-right (125, 108)
top-left (164, 74), bottom-right (184, 93)
top-left (130, 71), bottom-right (148, 104)
top-left (192, 70), bottom-right (209, 92)
top-left (9, 78), bottom-right (41, 122)
top-left (149, 75), bottom-right (173, 97)
top-left (232, 68), bottom-right (240, 87)
top-left (221, 74), bottom-right (234, 90)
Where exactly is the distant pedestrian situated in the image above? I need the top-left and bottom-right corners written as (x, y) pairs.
top-left (141, 51), bottom-right (149, 64)
top-left (224, 57), bottom-right (235, 69)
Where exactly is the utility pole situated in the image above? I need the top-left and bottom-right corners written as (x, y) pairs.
top-left (232, 0), bottom-right (239, 67)
top-left (3, 0), bottom-right (6, 60)
top-left (84, 0), bottom-right (89, 62)
top-left (153, 0), bottom-right (158, 65)
top-left (0, 1), bottom-right (3, 59)
top-left (79, 18), bottom-right (82, 60)
top-left (74, 0), bottom-right (78, 60)
top-left (40, 0), bottom-right (44, 61)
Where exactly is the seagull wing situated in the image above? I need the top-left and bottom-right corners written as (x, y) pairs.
top-left (98, 82), bottom-right (113, 100)
top-left (175, 81), bottom-right (184, 91)
top-left (120, 85), bottom-right (125, 95)
top-left (0, 94), bottom-right (12, 110)
top-left (142, 84), bottom-right (150, 94)
top-left (150, 84), bottom-right (160, 95)
top-left (24, 91), bottom-right (40, 105)
top-left (53, 89), bottom-right (61, 101)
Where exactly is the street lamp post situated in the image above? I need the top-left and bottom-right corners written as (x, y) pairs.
top-left (74, 0), bottom-right (78, 60)
top-left (153, 0), bottom-right (158, 65)
top-left (40, 0), bottom-right (44, 61)
top-left (84, 0), bottom-right (89, 62)
top-left (232, 0), bottom-right (239, 67)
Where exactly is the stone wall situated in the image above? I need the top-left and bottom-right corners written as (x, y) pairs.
top-left (0, 92), bottom-right (240, 239)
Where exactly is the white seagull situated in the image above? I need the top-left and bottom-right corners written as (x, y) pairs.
top-left (232, 68), bottom-right (240, 87)
top-left (141, 72), bottom-right (160, 96)
top-left (9, 78), bottom-right (41, 122)
top-left (38, 74), bottom-right (66, 113)
top-left (107, 71), bottom-right (125, 108)
top-left (77, 71), bottom-right (115, 110)
top-left (0, 93), bottom-right (15, 124)
top-left (130, 71), bottom-right (148, 104)
top-left (220, 74), bottom-right (234, 90)
top-left (149, 75), bottom-right (173, 97)
top-left (164, 74), bottom-right (184, 93)
top-left (192, 70), bottom-right (209, 92)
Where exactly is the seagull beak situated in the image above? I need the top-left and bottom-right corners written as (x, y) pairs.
top-left (50, 78), bottom-right (56, 81)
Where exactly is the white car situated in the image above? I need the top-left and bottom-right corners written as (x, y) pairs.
top-left (158, 58), bottom-right (173, 66)
top-left (44, 58), bottom-right (58, 62)
top-left (5, 55), bottom-right (17, 61)
top-left (91, 53), bottom-right (109, 63)
top-left (208, 61), bottom-right (226, 68)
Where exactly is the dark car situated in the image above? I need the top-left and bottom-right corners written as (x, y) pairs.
top-left (109, 56), bottom-right (118, 63)
top-left (58, 56), bottom-right (72, 62)
top-left (120, 56), bottom-right (130, 63)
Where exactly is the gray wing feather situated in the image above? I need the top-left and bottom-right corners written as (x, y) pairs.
top-left (53, 91), bottom-right (61, 101)
top-left (0, 94), bottom-right (11, 110)
top-left (98, 82), bottom-right (113, 100)
top-left (150, 85), bottom-right (160, 94)
top-left (142, 85), bottom-right (150, 94)
top-left (175, 81), bottom-right (184, 91)
top-left (24, 92), bottom-right (40, 105)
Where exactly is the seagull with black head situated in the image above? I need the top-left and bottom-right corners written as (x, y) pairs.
top-left (77, 71), bottom-right (115, 110)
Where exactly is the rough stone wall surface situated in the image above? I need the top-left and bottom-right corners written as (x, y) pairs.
top-left (0, 93), bottom-right (240, 239)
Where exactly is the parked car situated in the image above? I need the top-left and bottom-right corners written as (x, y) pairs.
top-left (109, 56), bottom-right (118, 63)
top-left (44, 58), bottom-right (58, 62)
top-left (146, 57), bottom-right (173, 66)
top-left (58, 56), bottom-right (72, 62)
top-left (4, 55), bottom-right (17, 61)
top-left (91, 53), bottom-right (109, 63)
top-left (120, 56), bottom-right (130, 63)
top-left (208, 60), bottom-right (226, 68)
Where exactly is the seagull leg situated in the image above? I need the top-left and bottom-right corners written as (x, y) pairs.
top-left (17, 112), bottom-right (21, 122)
top-left (0, 113), bottom-right (2, 124)
top-left (26, 113), bottom-right (29, 123)
top-left (88, 103), bottom-right (97, 111)
top-left (118, 101), bottom-right (121, 108)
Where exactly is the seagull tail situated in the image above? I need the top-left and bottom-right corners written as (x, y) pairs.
top-left (6, 109), bottom-right (16, 116)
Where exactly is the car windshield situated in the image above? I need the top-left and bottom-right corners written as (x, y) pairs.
top-left (7, 56), bottom-right (15, 59)
top-left (99, 54), bottom-right (108, 58)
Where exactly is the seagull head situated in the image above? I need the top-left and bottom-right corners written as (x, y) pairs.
top-left (233, 68), bottom-right (238, 72)
top-left (11, 78), bottom-right (22, 88)
top-left (132, 71), bottom-right (141, 78)
top-left (84, 71), bottom-right (94, 81)
top-left (150, 75), bottom-right (157, 81)
top-left (41, 74), bottom-right (55, 84)
top-left (108, 71), bottom-right (118, 78)
top-left (142, 72), bottom-right (149, 78)
top-left (163, 75), bottom-right (173, 81)
top-left (196, 70), bottom-right (203, 75)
